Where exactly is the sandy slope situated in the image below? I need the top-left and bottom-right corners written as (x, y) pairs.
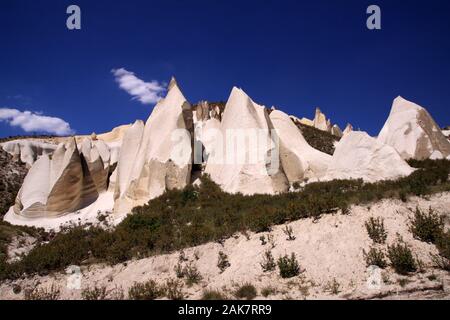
top-left (1, 193), bottom-right (449, 300)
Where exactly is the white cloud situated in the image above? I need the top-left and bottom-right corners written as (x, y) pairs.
top-left (112, 68), bottom-right (166, 104)
top-left (0, 108), bottom-right (75, 136)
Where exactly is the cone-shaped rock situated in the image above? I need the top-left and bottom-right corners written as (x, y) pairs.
top-left (113, 80), bottom-right (193, 214)
top-left (377, 96), bottom-right (450, 160)
top-left (270, 110), bottom-right (331, 184)
top-left (204, 87), bottom-right (289, 195)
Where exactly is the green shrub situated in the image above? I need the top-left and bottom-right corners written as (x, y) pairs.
top-left (164, 279), bottom-right (184, 300)
top-left (24, 284), bottom-right (60, 300)
top-left (325, 278), bottom-right (341, 295)
top-left (184, 264), bottom-right (202, 286)
top-left (363, 247), bottom-right (387, 268)
top-left (283, 225), bottom-right (296, 241)
top-left (217, 251), bottom-right (230, 273)
top-left (435, 231), bottom-right (450, 260)
top-left (431, 254), bottom-right (450, 271)
top-left (128, 280), bottom-right (164, 300)
top-left (387, 240), bottom-right (417, 275)
top-left (261, 286), bottom-right (277, 297)
top-left (81, 285), bottom-right (108, 300)
top-left (201, 289), bottom-right (228, 300)
top-left (277, 253), bottom-right (300, 278)
top-left (260, 249), bottom-right (276, 272)
top-left (365, 217), bottom-right (387, 244)
top-left (410, 207), bottom-right (444, 243)
top-left (234, 283), bottom-right (257, 300)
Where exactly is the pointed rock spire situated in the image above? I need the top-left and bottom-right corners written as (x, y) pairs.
top-left (168, 76), bottom-right (178, 91)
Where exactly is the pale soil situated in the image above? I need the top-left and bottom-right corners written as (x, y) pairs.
top-left (1, 193), bottom-right (449, 300)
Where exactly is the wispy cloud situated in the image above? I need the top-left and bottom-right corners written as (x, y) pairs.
top-left (0, 108), bottom-right (75, 136)
top-left (112, 68), bottom-right (166, 104)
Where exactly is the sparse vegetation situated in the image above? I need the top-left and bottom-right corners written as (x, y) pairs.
top-left (234, 283), bottom-right (257, 300)
top-left (296, 123), bottom-right (340, 155)
top-left (164, 278), bottom-right (184, 300)
top-left (24, 284), bottom-right (60, 300)
top-left (387, 238), bottom-right (417, 275)
top-left (1, 160), bottom-right (449, 281)
top-left (260, 249), bottom-right (276, 272)
top-left (365, 217), bottom-right (387, 244)
top-left (217, 251), bottom-right (230, 273)
top-left (81, 285), bottom-right (109, 300)
top-left (0, 149), bottom-right (28, 217)
top-left (325, 278), bottom-right (341, 295)
top-left (201, 289), bottom-right (228, 300)
top-left (183, 264), bottom-right (203, 286)
top-left (410, 207), bottom-right (444, 244)
top-left (283, 225), bottom-right (296, 241)
top-left (128, 280), bottom-right (164, 300)
top-left (277, 253), bottom-right (300, 279)
top-left (363, 247), bottom-right (387, 268)
top-left (261, 286), bottom-right (277, 297)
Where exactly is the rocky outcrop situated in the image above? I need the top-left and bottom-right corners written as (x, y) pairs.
top-left (377, 97), bottom-right (450, 160)
top-left (326, 131), bottom-right (414, 182)
top-left (113, 78), bottom-right (193, 214)
top-left (195, 101), bottom-right (210, 122)
top-left (79, 138), bottom-right (112, 193)
top-left (1, 140), bottom-right (57, 166)
top-left (313, 108), bottom-right (329, 132)
top-left (331, 125), bottom-right (343, 138)
top-left (343, 123), bottom-right (353, 135)
top-left (13, 138), bottom-right (99, 218)
top-left (0, 149), bottom-right (28, 216)
top-left (204, 87), bottom-right (289, 195)
top-left (270, 110), bottom-right (331, 184)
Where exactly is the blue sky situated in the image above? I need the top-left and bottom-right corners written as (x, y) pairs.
top-left (0, 0), bottom-right (449, 137)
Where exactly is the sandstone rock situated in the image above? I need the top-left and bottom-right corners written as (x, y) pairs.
top-left (313, 108), bottom-right (330, 132)
top-left (14, 138), bottom-right (98, 218)
top-left (343, 123), bottom-right (353, 135)
top-left (270, 110), bottom-right (331, 184)
top-left (204, 87), bottom-right (289, 195)
top-left (331, 124), bottom-right (343, 138)
top-left (195, 101), bottom-right (210, 122)
top-left (1, 140), bottom-right (57, 166)
top-left (326, 131), bottom-right (414, 182)
top-left (377, 96), bottom-right (450, 160)
top-left (79, 138), bottom-right (112, 193)
top-left (300, 117), bottom-right (314, 127)
top-left (113, 78), bottom-right (193, 214)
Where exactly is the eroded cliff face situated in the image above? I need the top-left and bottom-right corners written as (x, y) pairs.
top-left (14, 138), bottom-right (99, 218)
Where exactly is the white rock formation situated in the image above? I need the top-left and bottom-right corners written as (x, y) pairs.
top-left (300, 118), bottom-right (314, 127)
top-left (331, 124), bottom-right (343, 138)
top-left (204, 87), bottom-right (289, 195)
top-left (79, 138), bottom-right (112, 193)
top-left (313, 108), bottom-right (329, 131)
top-left (113, 78), bottom-right (193, 214)
top-left (377, 96), bottom-right (450, 160)
top-left (326, 132), bottom-right (414, 182)
top-left (343, 123), bottom-right (353, 135)
top-left (270, 110), bottom-right (331, 184)
top-left (13, 138), bottom-right (99, 218)
top-left (1, 140), bottom-right (57, 166)
top-left (195, 101), bottom-right (210, 122)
